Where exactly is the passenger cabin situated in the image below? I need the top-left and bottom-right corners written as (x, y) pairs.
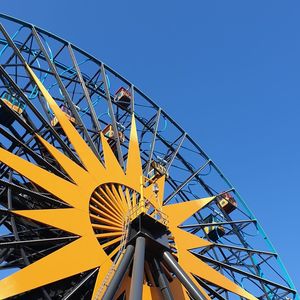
top-left (203, 214), bottom-right (225, 242)
top-left (114, 87), bottom-right (131, 109)
top-left (0, 92), bottom-right (26, 127)
top-left (51, 105), bottom-right (76, 128)
top-left (148, 161), bottom-right (169, 181)
top-left (218, 192), bottom-right (237, 214)
top-left (102, 124), bottom-right (125, 145)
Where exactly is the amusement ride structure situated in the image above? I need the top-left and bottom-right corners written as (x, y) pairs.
top-left (0, 14), bottom-right (298, 300)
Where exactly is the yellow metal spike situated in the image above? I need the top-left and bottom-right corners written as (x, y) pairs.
top-left (100, 132), bottom-right (125, 182)
top-left (125, 115), bottom-right (143, 191)
top-left (25, 64), bottom-right (105, 179)
top-left (180, 251), bottom-right (257, 300)
top-left (163, 197), bottom-right (215, 226)
top-left (171, 228), bottom-right (212, 250)
top-left (0, 236), bottom-right (107, 299)
top-left (0, 147), bottom-right (83, 209)
top-left (164, 197), bottom-right (257, 300)
top-left (35, 134), bottom-right (97, 189)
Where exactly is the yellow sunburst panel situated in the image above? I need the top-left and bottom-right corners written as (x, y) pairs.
top-left (0, 64), bottom-right (257, 300)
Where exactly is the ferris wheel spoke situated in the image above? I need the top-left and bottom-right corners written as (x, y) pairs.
top-left (100, 63), bottom-right (124, 167)
top-left (0, 236), bottom-right (108, 299)
top-left (195, 253), bottom-right (296, 295)
top-left (164, 159), bottom-right (212, 204)
top-left (67, 44), bottom-right (102, 134)
top-left (165, 132), bottom-right (186, 173)
top-left (212, 243), bottom-right (277, 257)
top-left (145, 108), bottom-right (161, 175)
top-left (194, 276), bottom-right (228, 300)
top-left (61, 268), bottom-right (98, 300)
top-left (31, 27), bottom-right (101, 159)
top-left (0, 235), bottom-right (78, 249)
top-left (0, 179), bottom-right (69, 207)
top-left (0, 66), bottom-right (82, 165)
top-left (0, 127), bottom-right (70, 180)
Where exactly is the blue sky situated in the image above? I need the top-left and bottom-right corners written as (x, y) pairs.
top-left (1, 0), bottom-right (300, 290)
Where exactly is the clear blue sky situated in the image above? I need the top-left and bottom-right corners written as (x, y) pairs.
top-left (1, 0), bottom-right (300, 290)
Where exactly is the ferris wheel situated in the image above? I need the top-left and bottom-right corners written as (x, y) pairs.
top-left (0, 14), bottom-right (298, 300)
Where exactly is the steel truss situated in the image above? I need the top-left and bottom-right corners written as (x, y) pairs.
top-left (0, 13), bottom-right (297, 300)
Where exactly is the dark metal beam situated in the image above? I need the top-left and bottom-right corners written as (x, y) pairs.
top-left (145, 108), bottom-right (161, 175)
top-left (194, 276), bottom-right (227, 300)
top-left (68, 44), bottom-right (102, 134)
top-left (165, 132), bottom-right (186, 173)
top-left (162, 251), bottom-right (206, 300)
top-left (102, 244), bottom-right (134, 300)
top-left (62, 268), bottom-right (98, 300)
top-left (152, 257), bottom-right (174, 300)
top-left (129, 237), bottom-right (146, 300)
top-left (100, 63), bottom-right (124, 167)
top-left (0, 236), bottom-right (78, 248)
top-left (179, 219), bottom-right (256, 229)
top-left (0, 65), bottom-right (81, 165)
top-left (212, 243), bottom-right (277, 257)
top-left (164, 159), bottom-right (211, 204)
top-left (130, 84), bottom-right (135, 113)
top-left (0, 127), bottom-right (67, 180)
top-left (195, 253), bottom-right (296, 294)
top-left (31, 27), bottom-right (100, 159)
top-left (0, 179), bottom-right (69, 207)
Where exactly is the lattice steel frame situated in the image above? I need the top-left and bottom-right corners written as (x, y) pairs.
top-left (0, 13), bottom-right (297, 300)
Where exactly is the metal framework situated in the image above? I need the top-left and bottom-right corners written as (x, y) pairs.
top-left (0, 13), bottom-right (298, 300)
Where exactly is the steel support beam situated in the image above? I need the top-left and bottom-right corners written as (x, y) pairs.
top-left (0, 64), bottom-right (81, 165)
top-left (102, 245), bottom-right (134, 300)
top-left (162, 251), bottom-right (206, 300)
top-left (196, 253), bottom-right (296, 294)
top-left (164, 159), bottom-right (211, 204)
top-left (62, 268), bottom-right (98, 300)
top-left (152, 257), bottom-right (174, 300)
top-left (179, 219), bottom-right (256, 229)
top-left (145, 108), bottom-right (161, 175)
top-left (130, 84), bottom-right (135, 113)
top-left (165, 132), bottom-right (186, 173)
top-left (0, 236), bottom-right (78, 249)
top-left (68, 44), bottom-right (102, 134)
top-left (129, 237), bottom-right (146, 300)
top-left (31, 27), bottom-right (101, 159)
top-left (0, 179), bottom-right (68, 207)
top-left (100, 63), bottom-right (124, 167)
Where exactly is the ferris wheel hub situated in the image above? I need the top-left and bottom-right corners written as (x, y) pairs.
top-left (127, 213), bottom-right (173, 257)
